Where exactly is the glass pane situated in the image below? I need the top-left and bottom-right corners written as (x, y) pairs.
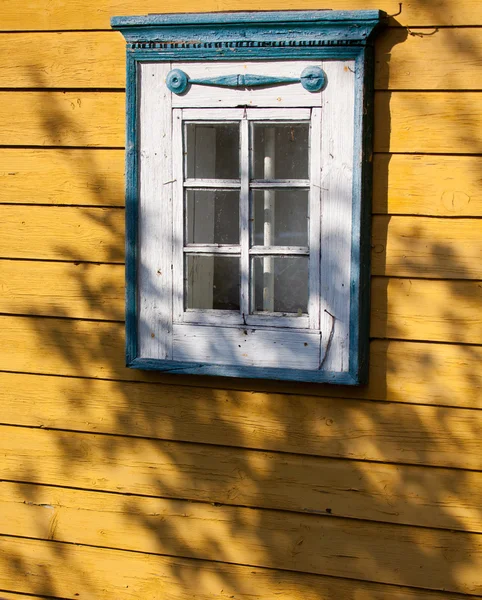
top-left (185, 123), bottom-right (239, 179)
top-left (186, 190), bottom-right (239, 244)
top-left (186, 255), bottom-right (240, 310)
top-left (252, 123), bottom-right (309, 180)
top-left (252, 256), bottom-right (308, 314)
top-left (252, 189), bottom-right (308, 246)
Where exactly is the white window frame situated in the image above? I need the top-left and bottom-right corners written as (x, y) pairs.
top-left (111, 10), bottom-right (386, 384)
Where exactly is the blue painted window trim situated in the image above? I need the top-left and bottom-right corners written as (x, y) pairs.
top-left (112, 10), bottom-right (386, 385)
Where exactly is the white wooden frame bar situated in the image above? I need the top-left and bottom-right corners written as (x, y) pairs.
top-left (309, 106), bottom-right (322, 329)
top-left (184, 179), bottom-right (241, 188)
top-left (182, 108), bottom-right (311, 121)
top-left (249, 246), bottom-right (309, 255)
top-left (183, 246), bottom-right (240, 254)
top-left (249, 180), bottom-right (309, 188)
top-left (172, 108), bottom-right (185, 323)
top-left (240, 116), bottom-right (250, 320)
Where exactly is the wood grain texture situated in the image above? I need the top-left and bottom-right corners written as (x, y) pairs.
top-left (0, 206), bottom-right (124, 262)
top-left (1, 482), bottom-right (482, 595)
top-left (0, 260), bottom-right (124, 320)
top-left (375, 27), bottom-right (482, 90)
top-left (0, 32), bottom-right (125, 89)
top-left (2, 208), bottom-right (481, 279)
top-left (2, 91), bottom-right (482, 154)
top-left (318, 60), bottom-right (353, 372)
top-left (375, 92), bottom-right (482, 153)
top-left (0, 371), bottom-right (481, 470)
top-left (2, 150), bottom-right (481, 216)
top-left (0, 148), bottom-right (125, 206)
top-left (372, 216), bottom-right (482, 279)
top-left (0, 91), bottom-right (124, 147)
top-left (138, 62), bottom-right (173, 360)
top-left (371, 277), bottom-right (482, 344)
top-left (1, 0), bottom-right (482, 29)
top-left (1, 537), bottom-right (474, 600)
top-left (2, 28), bottom-right (482, 91)
top-left (373, 154), bottom-right (482, 216)
top-left (0, 593), bottom-right (48, 600)
top-left (1, 425), bottom-right (481, 532)
top-left (0, 315), bottom-right (480, 407)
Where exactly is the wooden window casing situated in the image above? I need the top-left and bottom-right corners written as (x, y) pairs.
top-left (112, 10), bottom-right (386, 384)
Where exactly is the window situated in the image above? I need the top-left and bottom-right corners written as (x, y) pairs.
top-left (112, 10), bottom-right (385, 384)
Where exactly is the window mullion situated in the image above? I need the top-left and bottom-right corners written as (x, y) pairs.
top-left (240, 116), bottom-right (250, 320)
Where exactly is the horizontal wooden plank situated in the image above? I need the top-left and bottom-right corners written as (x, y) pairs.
top-left (0, 593), bottom-right (48, 600)
top-left (2, 482), bottom-right (482, 595)
top-left (0, 206), bottom-right (124, 263)
top-left (1, 537), bottom-right (473, 600)
top-left (372, 216), bottom-right (482, 279)
top-left (375, 27), bottom-right (482, 90)
top-left (373, 154), bottom-right (482, 216)
top-left (375, 92), bottom-right (482, 154)
top-left (371, 277), bottom-right (482, 344)
top-left (1, 424), bottom-right (481, 532)
top-left (0, 371), bottom-right (481, 470)
top-left (2, 261), bottom-right (481, 346)
top-left (0, 91), bottom-right (125, 147)
top-left (1, 207), bottom-right (481, 279)
top-left (0, 32), bottom-right (125, 89)
top-left (0, 315), bottom-right (481, 407)
top-left (2, 0), bottom-right (482, 30)
top-left (0, 260), bottom-right (124, 320)
top-left (2, 28), bottom-right (482, 91)
top-left (0, 148), bottom-right (125, 206)
top-left (2, 150), bottom-right (481, 217)
top-left (2, 91), bottom-right (482, 155)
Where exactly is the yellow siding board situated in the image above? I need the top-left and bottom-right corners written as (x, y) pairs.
top-left (1, 0), bottom-right (482, 29)
top-left (2, 91), bottom-right (482, 154)
top-left (1, 537), bottom-right (471, 600)
top-left (0, 91), bottom-right (125, 147)
top-left (0, 369), bottom-right (480, 470)
top-left (1, 483), bottom-right (482, 595)
top-left (0, 594), bottom-right (48, 600)
top-left (0, 32), bottom-right (125, 89)
top-left (0, 315), bottom-right (480, 407)
top-left (0, 148), bottom-right (125, 206)
top-left (2, 29), bottom-right (482, 91)
top-left (2, 261), bottom-right (482, 347)
top-left (371, 277), bottom-right (482, 344)
top-left (375, 27), bottom-right (482, 90)
top-left (1, 425), bottom-right (482, 533)
top-left (0, 206), bottom-right (124, 263)
top-left (2, 150), bottom-right (482, 217)
top-left (372, 216), bottom-right (482, 279)
top-left (375, 91), bottom-right (482, 153)
top-left (373, 154), bottom-right (482, 216)
top-left (2, 207), bottom-right (481, 279)
top-left (0, 260), bottom-right (124, 321)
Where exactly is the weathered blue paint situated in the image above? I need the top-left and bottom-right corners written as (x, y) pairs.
top-left (300, 66), bottom-right (326, 92)
top-left (112, 10), bottom-right (384, 28)
top-left (113, 10), bottom-right (385, 384)
top-left (130, 358), bottom-right (360, 386)
top-left (166, 66), bottom-right (325, 94)
top-left (124, 52), bottom-right (139, 366)
top-left (129, 47), bottom-right (362, 62)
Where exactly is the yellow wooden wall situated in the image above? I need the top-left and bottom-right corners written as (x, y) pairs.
top-left (0, 1), bottom-right (481, 598)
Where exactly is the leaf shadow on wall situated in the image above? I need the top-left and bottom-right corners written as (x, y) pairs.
top-left (1, 14), bottom-right (482, 598)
